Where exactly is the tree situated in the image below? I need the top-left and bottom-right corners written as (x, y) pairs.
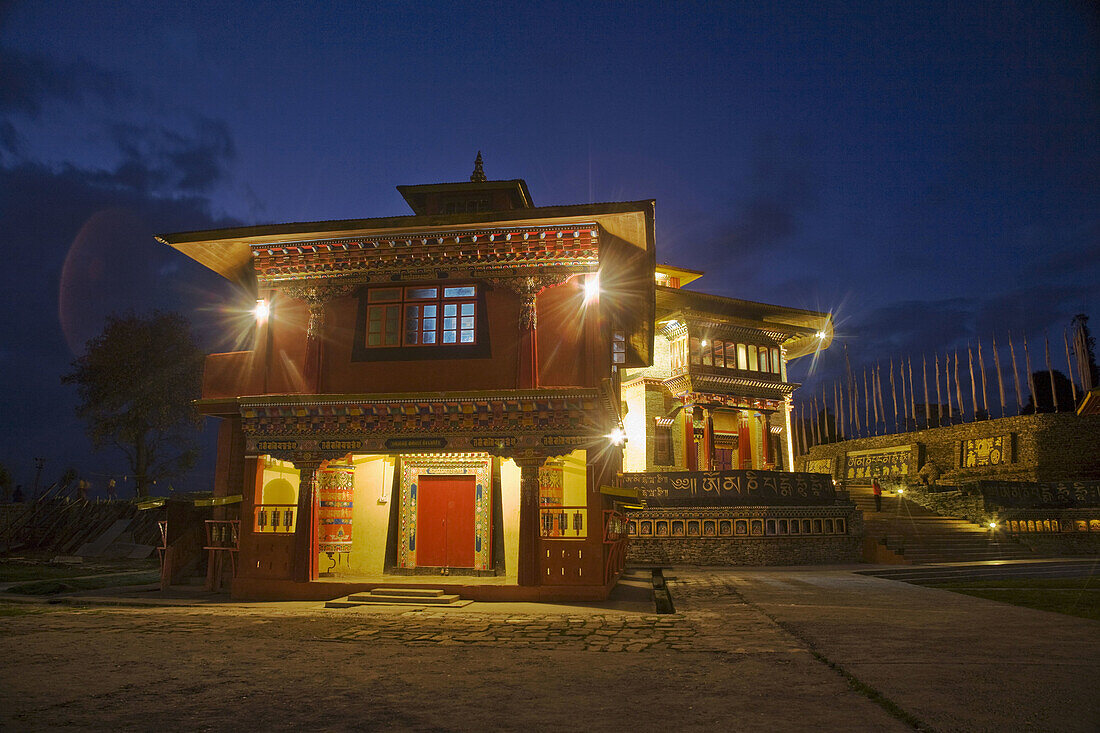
top-left (1021, 370), bottom-right (1076, 414)
top-left (0, 462), bottom-right (10, 502)
top-left (62, 312), bottom-right (205, 497)
top-left (1071, 314), bottom-right (1098, 390)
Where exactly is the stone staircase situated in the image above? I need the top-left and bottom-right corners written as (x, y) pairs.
top-left (325, 587), bottom-right (472, 609)
top-left (850, 484), bottom-right (1039, 564)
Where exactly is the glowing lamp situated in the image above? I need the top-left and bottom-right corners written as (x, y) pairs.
top-left (584, 273), bottom-right (600, 303)
top-left (253, 299), bottom-right (270, 323)
top-left (896, 488), bottom-right (904, 495)
top-left (988, 522), bottom-right (998, 530)
top-left (700, 339), bottom-right (708, 347)
top-left (816, 330), bottom-right (828, 340)
top-left (607, 427), bottom-right (626, 446)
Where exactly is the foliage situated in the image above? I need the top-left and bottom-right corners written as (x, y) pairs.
top-left (1071, 313), bottom-right (1098, 388)
top-left (1021, 370), bottom-right (1076, 414)
top-left (0, 462), bottom-right (10, 502)
top-left (62, 312), bottom-right (205, 497)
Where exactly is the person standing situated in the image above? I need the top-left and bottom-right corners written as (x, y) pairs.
top-left (872, 477), bottom-right (883, 512)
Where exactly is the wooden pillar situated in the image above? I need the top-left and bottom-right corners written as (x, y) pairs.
top-left (703, 409), bottom-right (714, 472)
top-left (515, 455), bottom-right (545, 587)
top-left (293, 463), bottom-right (319, 583)
top-left (761, 413), bottom-right (771, 466)
top-left (487, 275), bottom-right (570, 390)
top-left (738, 411), bottom-right (751, 469)
top-left (280, 282), bottom-right (355, 395)
top-left (683, 405), bottom-right (697, 471)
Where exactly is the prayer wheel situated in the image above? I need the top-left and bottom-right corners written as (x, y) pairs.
top-left (317, 466), bottom-right (354, 554)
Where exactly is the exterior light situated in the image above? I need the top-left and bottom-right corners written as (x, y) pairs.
top-left (988, 522), bottom-right (998, 530)
top-left (584, 273), bottom-right (600, 303)
top-left (816, 330), bottom-right (828, 340)
top-left (700, 339), bottom-right (708, 347)
top-left (607, 427), bottom-right (626, 446)
top-left (253, 299), bottom-right (270, 324)
top-left (896, 488), bottom-right (904, 495)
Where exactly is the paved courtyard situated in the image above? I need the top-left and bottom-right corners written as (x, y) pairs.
top-left (1, 567), bottom-right (1097, 731)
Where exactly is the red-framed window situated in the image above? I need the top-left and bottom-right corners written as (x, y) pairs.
top-left (365, 285), bottom-right (478, 348)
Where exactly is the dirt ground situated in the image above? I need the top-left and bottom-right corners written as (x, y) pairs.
top-left (1, 568), bottom-right (1097, 732)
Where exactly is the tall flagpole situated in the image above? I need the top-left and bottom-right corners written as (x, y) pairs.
top-left (1009, 331), bottom-right (1024, 413)
top-left (922, 355), bottom-right (931, 428)
top-left (1024, 336), bottom-right (1036, 412)
top-left (1045, 333), bottom-right (1059, 412)
top-left (967, 343), bottom-right (978, 421)
top-left (838, 379), bottom-right (848, 438)
top-left (889, 359), bottom-right (899, 432)
top-left (833, 381), bottom-right (842, 441)
top-left (977, 338), bottom-right (989, 419)
top-left (1064, 329), bottom-right (1079, 404)
top-left (871, 365), bottom-right (880, 432)
top-left (944, 352), bottom-right (954, 423)
top-left (955, 349), bottom-right (965, 422)
top-left (935, 352), bottom-right (944, 426)
top-left (875, 363), bottom-right (886, 433)
top-left (1075, 319), bottom-right (1095, 391)
top-left (843, 344), bottom-right (855, 432)
top-left (992, 333), bottom-right (1007, 418)
top-left (812, 395), bottom-right (821, 446)
top-left (907, 357), bottom-right (917, 431)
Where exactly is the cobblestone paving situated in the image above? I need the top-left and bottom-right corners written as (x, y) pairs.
top-left (319, 611), bottom-right (695, 652)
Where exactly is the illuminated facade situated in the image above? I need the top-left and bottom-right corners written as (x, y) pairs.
top-left (159, 165), bottom-right (653, 601)
top-left (621, 267), bottom-right (832, 475)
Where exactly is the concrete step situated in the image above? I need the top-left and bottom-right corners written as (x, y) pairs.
top-left (325, 587), bottom-right (472, 609)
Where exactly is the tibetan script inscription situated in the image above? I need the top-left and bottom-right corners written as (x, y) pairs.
top-left (961, 435), bottom-right (1011, 468)
top-left (978, 480), bottom-right (1100, 509)
top-left (845, 446), bottom-right (910, 481)
top-left (618, 470), bottom-right (835, 507)
top-left (804, 458), bottom-right (834, 476)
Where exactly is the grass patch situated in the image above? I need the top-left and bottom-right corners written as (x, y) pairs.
top-left (0, 564), bottom-right (102, 582)
top-left (0, 603), bottom-right (67, 617)
top-left (6, 571), bottom-right (161, 596)
top-left (927, 578), bottom-right (1100, 622)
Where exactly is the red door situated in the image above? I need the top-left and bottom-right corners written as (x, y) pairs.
top-left (416, 475), bottom-right (476, 568)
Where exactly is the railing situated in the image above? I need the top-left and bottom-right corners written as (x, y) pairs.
top-left (254, 504), bottom-right (296, 533)
top-left (540, 506), bottom-right (586, 538)
top-left (603, 509), bottom-right (630, 584)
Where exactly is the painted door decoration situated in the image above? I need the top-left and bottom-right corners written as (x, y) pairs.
top-left (415, 475), bottom-right (476, 567)
top-left (399, 456), bottom-right (492, 570)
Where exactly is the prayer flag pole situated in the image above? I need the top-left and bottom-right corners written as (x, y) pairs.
top-left (1024, 336), bottom-right (1036, 412)
top-left (922, 355), bottom-right (931, 428)
top-left (908, 357), bottom-right (917, 431)
top-left (1009, 331), bottom-right (1024, 413)
top-left (955, 349), bottom-right (965, 422)
top-left (834, 381), bottom-right (842, 441)
top-left (889, 359), bottom-right (899, 432)
top-left (967, 343), bottom-right (978, 421)
top-left (1045, 333), bottom-right (1059, 412)
top-left (977, 339), bottom-right (989, 419)
top-left (992, 333), bottom-right (1007, 418)
top-left (943, 352), bottom-right (953, 423)
top-left (1063, 329), bottom-right (1078, 404)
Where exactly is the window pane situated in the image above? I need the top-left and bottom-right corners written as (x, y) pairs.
top-left (423, 318), bottom-right (436, 331)
top-left (460, 330), bottom-right (475, 343)
top-left (461, 316), bottom-right (474, 329)
top-left (423, 331), bottom-right (436, 343)
top-left (737, 343), bottom-right (747, 369)
top-left (723, 342), bottom-right (735, 368)
top-left (772, 348), bottom-right (781, 373)
top-left (443, 331), bottom-right (457, 343)
top-left (748, 345), bottom-right (758, 371)
top-left (423, 305), bottom-right (437, 317)
top-left (367, 334), bottom-right (380, 345)
top-left (702, 344), bottom-right (713, 366)
top-left (690, 338), bottom-right (701, 364)
top-left (444, 286), bottom-right (476, 298)
top-left (405, 332), bottom-right (418, 344)
top-left (461, 302), bottom-right (475, 316)
top-left (368, 288), bottom-right (401, 302)
top-left (444, 317), bottom-right (457, 330)
top-left (444, 303), bottom-right (457, 316)
top-left (406, 287), bottom-right (438, 299)
top-left (384, 333), bottom-right (399, 346)
top-left (759, 349), bottom-right (768, 371)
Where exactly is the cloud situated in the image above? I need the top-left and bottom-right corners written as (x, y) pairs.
top-left (0, 46), bottom-right (124, 117)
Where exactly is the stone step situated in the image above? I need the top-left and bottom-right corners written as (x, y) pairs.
top-left (324, 588), bottom-right (471, 609)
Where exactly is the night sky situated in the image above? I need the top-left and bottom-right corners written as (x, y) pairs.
top-left (1, 1), bottom-right (1096, 492)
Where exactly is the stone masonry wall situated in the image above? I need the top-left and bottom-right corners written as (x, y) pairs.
top-left (796, 413), bottom-right (1100, 486)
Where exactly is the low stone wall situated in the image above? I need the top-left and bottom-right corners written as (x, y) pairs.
top-left (797, 413), bottom-right (1100, 486)
top-left (626, 505), bottom-right (863, 566)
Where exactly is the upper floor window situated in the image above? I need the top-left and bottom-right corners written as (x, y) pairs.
top-left (365, 285), bottom-right (478, 348)
top-left (687, 337), bottom-right (782, 375)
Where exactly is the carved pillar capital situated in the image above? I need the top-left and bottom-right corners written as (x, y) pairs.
top-left (486, 274), bottom-right (571, 330)
top-left (280, 281), bottom-right (357, 338)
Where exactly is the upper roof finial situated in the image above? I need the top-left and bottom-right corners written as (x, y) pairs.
top-left (470, 151), bottom-right (486, 182)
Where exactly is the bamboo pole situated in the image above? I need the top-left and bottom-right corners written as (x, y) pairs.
top-left (943, 352), bottom-right (954, 422)
top-left (875, 363), bottom-right (886, 433)
top-left (967, 343), bottom-right (978, 421)
top-left (833, 381), bottom-right (842, 441)
top-left (908, 357), bottom-right (917, 431)
top-left (1024, 336), bottom-right (1036, 412)
top-left (1064, 329), bottom-right (1078, 404)
top-left (811, 395), bottom-right (820, 446)
top-left (871, 364), bottom-right (880, 431)
top-left (1009, 331), bottom-right (1024, 413)
top-left (934, 352), bottom-right (944, 426)
top-left (954, 349), bottom-right (965, 422)
top-left (977, 339), bottom-right (989, 419)
top-left (889, 359), bottom-right (899, 432)
top-left (822, 383), bottom-right (831, 441)
top-left (922, 355), bottom-right (931, 428)
top-left (1045, 333), bottom-right (1059, 412)
top-left (838, 378), bottom-right (847, 438)
top-left (992, 333), bottom-right (1007, 418)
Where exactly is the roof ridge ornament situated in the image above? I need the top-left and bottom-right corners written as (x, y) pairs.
top-left (470, 151), bottom-right (486, 182)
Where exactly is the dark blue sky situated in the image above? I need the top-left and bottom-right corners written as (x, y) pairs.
top-left (1, 1), bottom-right (1097, 490)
